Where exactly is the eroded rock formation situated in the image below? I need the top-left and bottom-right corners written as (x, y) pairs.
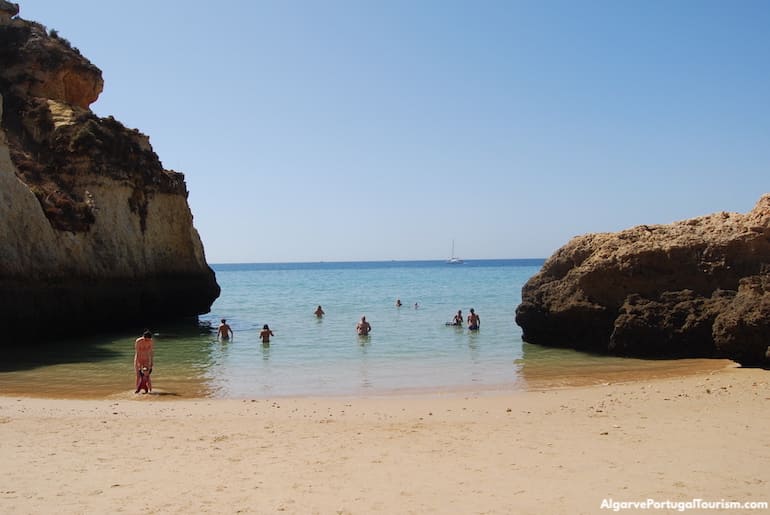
top-left (515, 195), bottom-right (770, 366)
top-left (1, 3), bottom-right (220, 339)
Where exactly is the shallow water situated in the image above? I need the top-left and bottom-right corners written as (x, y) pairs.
top-left (0, 260), bottom-right (731, 399)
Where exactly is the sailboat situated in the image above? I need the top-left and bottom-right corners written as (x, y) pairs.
top-left (447, 240), bottom-right (464, 264)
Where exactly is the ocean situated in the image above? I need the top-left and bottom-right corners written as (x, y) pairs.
top-left (0, 259), bottom-right (727, 399)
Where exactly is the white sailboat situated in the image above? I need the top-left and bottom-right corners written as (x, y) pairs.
top-left (447, 240), bottom-right (463, 264)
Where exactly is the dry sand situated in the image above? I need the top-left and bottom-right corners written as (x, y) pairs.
top-left (1, 364), bottom-right (768, 514)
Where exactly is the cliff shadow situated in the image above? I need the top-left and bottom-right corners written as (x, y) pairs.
top-left (0, 317), bottom-right (216, 374)
top-left (0, 332), bottom-right (126, 373)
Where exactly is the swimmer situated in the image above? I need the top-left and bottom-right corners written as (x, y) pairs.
top-left (467, 308), bottom-right (480, 330)
top-left (356, 315), bottom-right (371, 336)
top-left (314, 305), bottom-right (325, 318)
top-left (217, 319), bottom-right (233, 340)
top-left (260, 324), bottom-right (274, 344)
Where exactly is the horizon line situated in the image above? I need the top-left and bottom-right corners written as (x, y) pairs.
top-left (208, 257), bottom-right (547, 266)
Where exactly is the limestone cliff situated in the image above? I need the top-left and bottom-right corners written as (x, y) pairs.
top-left (0, 3), bottom-right (220, 338)
top-left (515, 195), bottom-right (770, 366)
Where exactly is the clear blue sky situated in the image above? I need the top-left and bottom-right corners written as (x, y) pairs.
top-left (19, 1), bottom-right (770, 263)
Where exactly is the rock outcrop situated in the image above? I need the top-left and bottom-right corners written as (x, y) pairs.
top-left (0, 4), bottom-right (220, 339)
top-left (515, 195), bottom-right (770, 366)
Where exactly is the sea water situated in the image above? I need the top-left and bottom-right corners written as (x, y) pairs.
top-left (0, 260), bottom-right (728, 399)
top-left (201, 259), bottom-right (538, 397)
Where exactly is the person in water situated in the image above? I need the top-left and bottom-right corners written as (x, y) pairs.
top-left (217, 319), bottom-right (234, 340)
top-left (134, 330), bottom-right (154, 393)
top-left (467, 308), bottom-right (480, 330)
top-left (260, 324), bottom-right (274, 344)
top-left (451, 310), bottom-right (463, 326)
top-left (356, 316), bottom-right (372, 336)
top-left (395, 299), bottom-right (402, 308)
top-left (314, 305), bottom-right (325, 318)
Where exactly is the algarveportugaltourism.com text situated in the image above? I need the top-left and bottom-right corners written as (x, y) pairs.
top-left (600, 498), bottom-right (769, 512)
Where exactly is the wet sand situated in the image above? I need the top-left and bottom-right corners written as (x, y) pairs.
top-left (0, 348), bottom-right (734, 400)
top-left (1, 363), bottom-right (768, 514)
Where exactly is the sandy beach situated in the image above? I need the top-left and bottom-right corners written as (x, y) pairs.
top-left (1, 364), bottom-right (768, 515)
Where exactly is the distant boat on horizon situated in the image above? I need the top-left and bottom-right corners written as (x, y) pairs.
top-left (447, 240), bottom-right (464, 264)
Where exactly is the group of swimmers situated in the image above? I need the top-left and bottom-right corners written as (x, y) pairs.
top-left (446, 308), bottom-right (481, 330)
top-left (321, 305), bottom-right (372, 336)
top-left (214, 302), bottom-right (480, 346)
top-left (217, 319), bottom-right (273, 344)
top-left (137, 303), bottom-right (479, 394)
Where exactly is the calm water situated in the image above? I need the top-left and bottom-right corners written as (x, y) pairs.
top-left (0, 260), bottom-right (729, 399)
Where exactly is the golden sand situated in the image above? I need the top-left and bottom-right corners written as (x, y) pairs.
top-left (1, 364), bottom-right (768, 514)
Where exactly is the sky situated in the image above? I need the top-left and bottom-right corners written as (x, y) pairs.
top-left (17, 1), bottom-right (770, 263)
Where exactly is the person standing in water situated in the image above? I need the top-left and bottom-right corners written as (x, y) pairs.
top-left (356, 316), bottom-right (371, 336)
top-left (134, 330), bottom-right (154, 393)
top-left (452, 310), bottom-right (463, 326)
top-left (217, 319), bottom-right (234, 340)
top-left (260, 324), bottom-right (274, 344)
top-left (314, 305), bottom-right (325, 318)
top-left (467, 308), bottom-right (480, 330)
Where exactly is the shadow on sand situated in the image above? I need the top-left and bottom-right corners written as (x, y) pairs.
top-left (0, 336), bottom-right (124, 373)
top-left (1, 320), bottom-right (214, 374)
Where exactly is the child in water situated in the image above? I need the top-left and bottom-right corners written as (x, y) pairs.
top-left (136, 366), bottom-right (151, 394)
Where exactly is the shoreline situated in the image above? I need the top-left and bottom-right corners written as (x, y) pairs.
top-left (1, 365), bottom-right (768, 513)
top-left (0, 355), bottom-right (736, 401)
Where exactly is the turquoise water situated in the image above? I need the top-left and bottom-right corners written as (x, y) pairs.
top-left (0, 260), bottom-right (728, 399)
top-left (200, 259), bottom-right (539, 397)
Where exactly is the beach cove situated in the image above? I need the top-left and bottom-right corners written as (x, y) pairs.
top-left (2, 2), bottom-right (770, 513)
top-left (1, 364), bottom-right (768, 514)
top-left (1, 260), bottom-right (767, 513)
top-left (0, 260), bottom-right (745, 399)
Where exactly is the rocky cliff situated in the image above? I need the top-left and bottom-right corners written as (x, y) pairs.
top-left (0, 2), bottom-right (220, 339)
top-left (515, 195), bottom-right (770, 367)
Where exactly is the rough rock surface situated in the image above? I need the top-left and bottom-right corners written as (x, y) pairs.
top-left (0, 1), bottom-right (18, 20)
top-left (0, 5), bottom-right (220, 339)
top-left (515, 195), bottom-right (770, 366)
